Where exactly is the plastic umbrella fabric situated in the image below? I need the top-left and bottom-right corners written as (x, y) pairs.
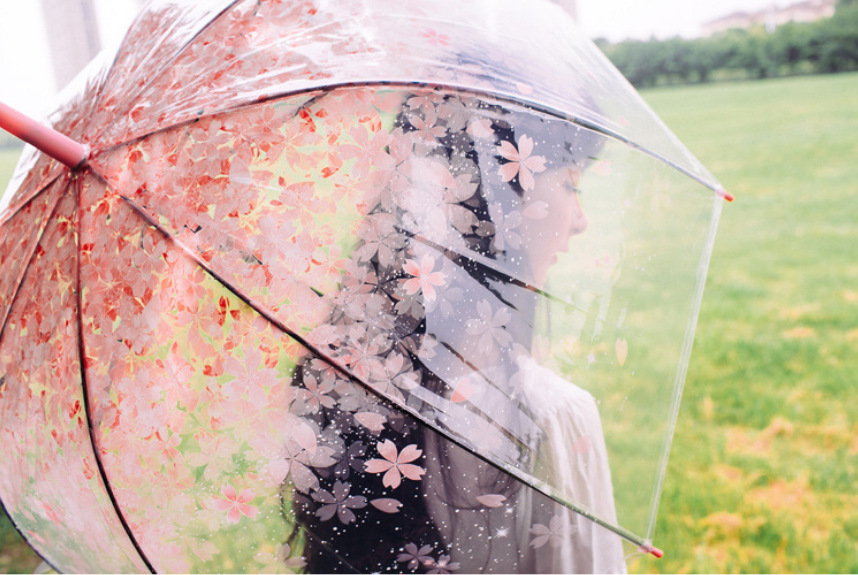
top-left (0, 0), bottom-right (728, 572)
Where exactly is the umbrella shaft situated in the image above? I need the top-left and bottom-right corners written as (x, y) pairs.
top-left (0, 101), bottom-right (88, 169)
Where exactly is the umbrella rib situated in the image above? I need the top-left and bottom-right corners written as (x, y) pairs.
top-left (94, 80), bottom-right (722, 197)
top-left (0, 171), bottom-right (63, 228)
top-left (289, 522), bottom-right (364, 573)
top-left (73, 177), bottom-right (158, 574)
top-left (115, 191), bottom-right (652, 552)
top-left (401, 227), bottom-right (589, 314)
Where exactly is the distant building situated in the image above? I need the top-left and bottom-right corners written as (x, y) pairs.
top-left (701, 0), bottom-right (836, 36)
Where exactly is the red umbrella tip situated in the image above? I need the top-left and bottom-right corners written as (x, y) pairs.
top-left (716, 188), bottom-right (734, 202)
top-left (639, 544), bottom-right (664, 558)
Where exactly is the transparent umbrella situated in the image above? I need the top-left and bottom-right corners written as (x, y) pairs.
top-left (0, 0), bottom-right (729, 572)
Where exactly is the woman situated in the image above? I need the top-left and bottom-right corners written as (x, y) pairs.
top-left (288, 86), bottom-right (626, 573)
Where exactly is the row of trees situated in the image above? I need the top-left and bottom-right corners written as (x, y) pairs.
top-left (598, 1), bottom-right (858, 87)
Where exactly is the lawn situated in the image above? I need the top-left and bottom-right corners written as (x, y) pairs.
top-left (627, 72), bottom-right (858, 573)
top-left (1, 72), bottom-right (857, 573)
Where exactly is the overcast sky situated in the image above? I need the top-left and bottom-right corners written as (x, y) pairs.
top-left (0, 0), bottom-right (786, 118)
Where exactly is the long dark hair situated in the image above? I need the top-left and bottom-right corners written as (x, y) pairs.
top-left (287, 86), bottom-right (603, 573)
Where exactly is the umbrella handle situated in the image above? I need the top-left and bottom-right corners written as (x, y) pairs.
top-left (0, 101), bottom-right (88, 169)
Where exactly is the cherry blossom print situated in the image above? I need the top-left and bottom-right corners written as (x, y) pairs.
top-left (407, 90), bottom-right (445, 113)
top-left (212, 484), bottom-right (259, 524)
top-left (487, 202), bottom-right (523, 252)
top-left (297, 373), bottom-right (337, 413)
top-left (370, 351), bottom-right (421, 401)
top-left (420, 28), bottom-right (451, 47)
top-left (339, 124), bottom-right (394, 181)
top-left (397, 543), bottom-right (436, 570)
top-left (467, 116), bottom-right (495, 140)
top-left (407, 107), bottom-right (446, 143)
top-left (428, 554), bottom-right (460, 574)
top-left (465, 300), bottom-right (514, 354)
top-left (402, 254), bottom-right (446, 302)
top-left (253, 428), bottom-right (337, 493)
top-left (222, 345), bottom-right (278, 408)
top-left (0, 19), bottom-right (707, 564)
top-left (529, 514), bottom-right (572, 549)
top-left (364, 439), bottom-right (426, 489)
top-left (278, 544), bottom-right (307, 570)
top-left (354, 411), bottom-right (387, 433)
top-left (497, 134), bottom-right (547, 192)
top-left (312, 481), bottom-right (367, 525)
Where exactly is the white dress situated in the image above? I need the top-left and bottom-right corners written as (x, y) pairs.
top-left (422, 354), bottom-right (627, 573)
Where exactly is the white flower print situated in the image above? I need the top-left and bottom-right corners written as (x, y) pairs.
top-left (465, 299), bottom-right (513, 353)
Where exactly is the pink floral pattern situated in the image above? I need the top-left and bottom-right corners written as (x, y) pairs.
top-left (364, 440), bottom-right (426, 489)
top-left (0, 0), bottom-right (723, 571)
top-left (497, 134), bottom-right (547, 192)
top-left (212, 485), bottom-right (259, 524)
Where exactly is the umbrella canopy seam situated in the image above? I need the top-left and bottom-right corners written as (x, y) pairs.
top-left (93, 80), bottom-right (725, 197)
top-left (73, 176), bottom-right (158, 574)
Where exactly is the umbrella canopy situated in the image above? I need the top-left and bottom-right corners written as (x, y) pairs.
top-left (0, 0), bottom-right (728, 572)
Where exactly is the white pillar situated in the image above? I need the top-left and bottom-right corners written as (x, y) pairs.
top-left (549, 0), bottom-right (578, 22)
top-left (40, 0), bottom-right (101, 91)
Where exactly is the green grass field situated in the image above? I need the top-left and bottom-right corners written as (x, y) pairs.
top-left (1, 72), bottom-right (857, 573)
top-left (628, 72), bottom-right (858, 574)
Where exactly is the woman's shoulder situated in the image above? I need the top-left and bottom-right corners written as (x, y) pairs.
top-left (513, 354), bottom-right (599, 417)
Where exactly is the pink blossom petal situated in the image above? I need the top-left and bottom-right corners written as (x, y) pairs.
top-left (496, 140), bottom-right (520, 161)
top-left (498, 162), bottom-right (519, 183)
top-left (519, 168), bottom-right (536, 192)
top-left (476, 494), bottom-right (507, 508)
top-left (370, 498), bottom-right (403, 513)
top-left (290, 418), bottom-right (318, 454)
top-left (376, 439), bottom-right (397, 461)
top-left (237, 488), bottom-right (255, 504)
top-left (354, 411), bottom-right (386, 432)
top-left (525, 155), bottom-right (546, 173)
top-left (518, 134), bottom-right (534, 158)
top-left (398, 444), bottom-right (422, 464)
top-left (227, 507), bottom-right (241, 525)
top-left (240, 503), bottom-right (259, 520)
top-left (365, 459), bottom-right (394, 474)
top-left (382, 467), bottom-right (402, 489)
top-left (398, 463), bottom-right (425, 482)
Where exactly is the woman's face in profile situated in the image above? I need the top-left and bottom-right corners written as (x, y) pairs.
top-left (520, 165), bottom-right (587, 287)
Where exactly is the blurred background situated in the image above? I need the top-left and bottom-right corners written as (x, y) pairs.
top-left (1, 0), bottom-right (856, 572)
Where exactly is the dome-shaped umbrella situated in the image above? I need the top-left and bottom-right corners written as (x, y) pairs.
top-left (0, 0), bottom-right (729, 572)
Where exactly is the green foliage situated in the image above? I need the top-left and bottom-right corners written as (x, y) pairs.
top-left (602, 9), bottom-right (858, 87)
top-left (0, 506), bottom-right (41, 574)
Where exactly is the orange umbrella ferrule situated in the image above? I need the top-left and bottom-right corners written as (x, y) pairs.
top-left (0, 100), bottom-right (88, 169)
